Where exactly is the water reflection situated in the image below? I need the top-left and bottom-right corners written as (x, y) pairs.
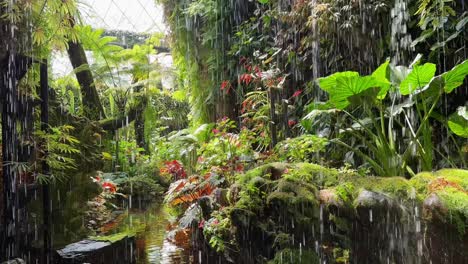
top-left (118, 204), bottom-right (191, 264)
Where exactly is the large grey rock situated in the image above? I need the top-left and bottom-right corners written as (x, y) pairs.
top-left (57, 240), bottom-right (111, 258)
top-left (55, 236), bottom-right (135, 264)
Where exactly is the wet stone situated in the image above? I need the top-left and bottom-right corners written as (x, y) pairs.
top-left (422, 193), bottom-right (448, 222)
top-left (354, 190), bottom-right (396, 225)
top-left (1, 259), bottom-right (26, 264)
top-left (55, 236), bottom-right (135, 264)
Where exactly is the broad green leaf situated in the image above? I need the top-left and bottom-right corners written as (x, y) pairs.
top-left (372, 60), bottom-right (391, 99)
top-left (329, 75), bottom-right (377, 109)
top-left (448, 106), bottom-right (468, 138)
top-left (400, 63), bottom-right (436, 95)
top-left (318, 71), bottom-right (359, 92)
top-left (258, 0), bottom-right (269, 3)
top-left (442, 60), bottom-right (468, 93)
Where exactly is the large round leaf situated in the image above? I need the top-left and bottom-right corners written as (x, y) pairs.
top-left (400, 63), bottom-right (436, 95)
top-left (448, 106), bottom-right (468, 138)
top-left (327, 75), bottom-right (377, 109)
top-left (442, 60), bottom-right (468, 93)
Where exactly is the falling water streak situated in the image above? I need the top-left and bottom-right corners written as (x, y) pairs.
top-left (390, 0), bottom-right (413, 64)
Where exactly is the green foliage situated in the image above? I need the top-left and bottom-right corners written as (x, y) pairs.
top-left (448, 106), bottom-right (468, 138)
top-left (399, 63), bottom-right (436, 95)
top-left (33, 125), bottom-right (81, 184)
top-left (268, 248), bottom-right (319, 264)
top-left (308, 58), bottom-right (468, 176)
top-left (413, 0), bottom-right (466, 53)
top-left (274, 135), bottom-right (328, 163)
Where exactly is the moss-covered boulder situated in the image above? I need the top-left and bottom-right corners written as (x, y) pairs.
top-left (210, 163), bottom-right (468, 263)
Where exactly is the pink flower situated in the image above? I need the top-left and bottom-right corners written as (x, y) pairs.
top-left (199, 220), bottom-right (205, 229)
top-left (212, 129), bottom-right (220, 134)
top-left (213, 219), bottom-right (219, 225)
top-left (292, 90), bottom-right (303, 98)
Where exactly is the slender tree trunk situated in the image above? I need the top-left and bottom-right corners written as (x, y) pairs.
top-left (67, 41), bottom-right (105, 120)
top-left (134, 86), bottom-right (148, 152)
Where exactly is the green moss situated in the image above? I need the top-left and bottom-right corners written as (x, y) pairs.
top-left (272, 232), bottom-right (292, 249)
top-left (334, 182), bottom-right (355, 204)
top-left (288, 163), bottom-right (342, 187)
top-left (351, 176), bottom-right (413, 201)
top-left (91, 231), bottom-right (135, 243)
top-left (435, 169), bottom-right (468, 190)
top-left (330, 214), bottom-right (350, 232)
top-left (236, 162), bottom-right (290, 185)
top-left (409, 172), bottom-right (435, 199)
top-left (268, 248), bottom-right (319, 264)
top-left (332, 248), bottom-right (350, 263)
top-left (436, 187), bottom-right (468, 235)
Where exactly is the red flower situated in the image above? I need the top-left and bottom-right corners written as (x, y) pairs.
top-left (240, 74), bottom-right (253, 85)
top-left (292, 90), bottom-right (303, 98)
top-left (199, 220), bottom-right (205, 229)
top-left (102, 181), bottom-right (117, 193)
top-left (220, 80), bottom-right (231, 94)
top-left (212, 128), bottom-right (220, 134)
top-left (91, 176), bottom-right (101, 183)
top-left (288, 120), bottom-right (297, 127)
top-left (254, 66), bottom-right (260, 74)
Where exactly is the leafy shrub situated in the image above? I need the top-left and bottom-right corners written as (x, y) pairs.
top-left (275, 135), bottom-right (328, 163)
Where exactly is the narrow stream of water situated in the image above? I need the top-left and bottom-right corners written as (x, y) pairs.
top-left (115, 203), bottom-right (192, 264)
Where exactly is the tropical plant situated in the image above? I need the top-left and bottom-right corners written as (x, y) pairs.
top-left (275, 135), bottom-right (328, 163)
top-left (33, 125), bottom-right (81, 183)
top-left (303, 58), bottom-right (468, 176)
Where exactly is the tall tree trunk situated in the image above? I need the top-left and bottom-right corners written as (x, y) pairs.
top-left (134, 85), bottom-right (148, 152)
top-left (67, 41), bottom-right (105, 120)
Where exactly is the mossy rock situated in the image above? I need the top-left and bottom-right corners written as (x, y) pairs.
top-left (352, 176), bottom-right (414, 201)
top-left (225, 163), bottom-right (468, 261)
top-left (288, 163), bottom-right (342, 187)
top-left (425, 188), bottom-right (468, 235)
top-left (268, 248), bottom-right (319, 264)
top-left (236, 162), bottom-right (290, 185)
top-left (409, 172), bottom-right (436, 199)
top-left (434, 169), bottom-right (468, 190)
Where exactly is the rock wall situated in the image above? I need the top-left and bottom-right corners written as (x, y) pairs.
top-left (194, 163), bottom-right (468, 263)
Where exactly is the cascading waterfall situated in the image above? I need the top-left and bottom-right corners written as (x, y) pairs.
top-left (390, 0), bottom-right (413, 65)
